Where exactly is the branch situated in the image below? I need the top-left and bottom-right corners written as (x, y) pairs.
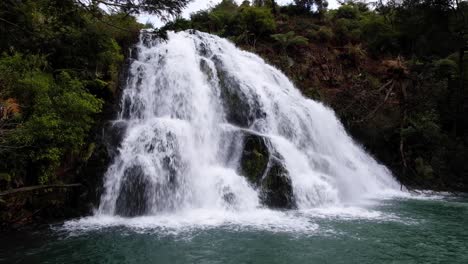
top-left (0, 184), bottom-right (82, 196)
top-left (355, 82), bottom-right (395, 123)
top-left (74, 0), bottom-right (136, 33)
top-left (0, 17), bottom-right (35, 35)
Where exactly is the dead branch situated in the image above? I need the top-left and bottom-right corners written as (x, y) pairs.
top-left (0, 184), bottom-right (82, 197)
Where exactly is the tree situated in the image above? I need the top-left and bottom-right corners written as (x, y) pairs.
top-left (294, 0), bottom-right (328, 14)
top-left (75, 0), bottom-right (192, 18)
top-left (238, 6), bottom-right (276, 46)
top-left (0, 0), bottom-right (142, 188)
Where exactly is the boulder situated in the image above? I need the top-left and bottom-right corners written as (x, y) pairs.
top-left (261, 159), bottom-right (295, 209)
top-left (239, 132), bottom-right (296, 209)
top-left (240, 134), bottom-right (270, 184)
top-left (115, 166), bottom-right (150, 217)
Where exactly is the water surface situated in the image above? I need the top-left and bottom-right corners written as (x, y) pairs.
top-left (1, 195), bottom-right (467, 264)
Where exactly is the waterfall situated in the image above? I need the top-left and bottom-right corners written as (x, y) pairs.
top-left (97, 30), bottom-right (400, 217)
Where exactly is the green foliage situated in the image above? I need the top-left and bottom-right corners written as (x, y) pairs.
top-left (335, 4), bottom-right (359, 19)
top-left (184, 1), bottom-right (276, 45)
top-left (360, 15), bottom-right (399, 55)
top-left (434, 58), bottom-right (458, 78)
top-left (0, 173), bottom-right (11, 183)
top-left (293, 0), bottom-right (328, 14)
top-left (328, 3), bottom-right (400, 53)
top-left (186, 1), bottom-right (242, 35)
top-left (0, 54), bottom-right (103, 185)
top-left (239, 7), bottom-right (276, 38)
top-left (333, 18), bottom-right (360, 43)
top-left (76, 0), bottom-right (191, 18)
top-left (342, 44), bottom-right (366, 65)
top-left (0, 0), bottom-right (142, 187)
top-left (317, 26), bottom-right (333, 41)
top-left (271, 31), bottom-right (308, 52)
top-left (163, 18), bottom-right (192, 32)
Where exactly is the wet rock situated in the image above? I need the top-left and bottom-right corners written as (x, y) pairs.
top-left (130, 46), bottom-right (139, 60)
top-left (238, 132), bottom-right (296, 209)
top-left (240, 134), bottom-right (270, 184)
top-left (213, 55), bottom-right (254, 127)
top-left (261, 159), bottom-right (296, 209)
top-left (220, 77), bottom-right (253, 127)
top-left (200, 59), bottom-right (214, 81)
top-left (104, 121), bottom-right (127, 157)
top-left (115, 166), bottom-right (150, 217)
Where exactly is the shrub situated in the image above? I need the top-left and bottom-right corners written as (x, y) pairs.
top-left (335, 5), bottom-right (359, 20)
top-left (342, 43), bottom-right (367, 65)
top-left (334, 18), bottom-right (360, 43)
top-left (434, 58), bottom-right (458, 78)
top-left (361, 16), bottom-right (399, 55)
top-left (271, 31), bottom-right (308, 52)
top-left (239, 7), bottom-right (276, 38)
top-left (317, 26), bottom-right (333, 42)
top-left (0, 54), bottom-right (103, 185)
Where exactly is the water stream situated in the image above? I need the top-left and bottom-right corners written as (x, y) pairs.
top-left (96, 30), bottom-right (400, 221)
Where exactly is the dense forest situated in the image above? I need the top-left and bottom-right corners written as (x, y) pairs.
top-left (0, 0), bottom-right (467, 227)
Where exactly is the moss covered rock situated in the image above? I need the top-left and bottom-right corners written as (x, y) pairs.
top-left (239, 132), bottom-right (296, 209)
top-left (240, 134), bottom-right (270, 184)
top-left (261, 159), bottom-right (295, 209)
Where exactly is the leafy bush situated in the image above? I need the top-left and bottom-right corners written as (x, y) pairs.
top-left (0, 54), bottom-right (103, 184)
top-left (335, 4), bottom-right (359, 19)
top-left (333, 18), bottom-right (360, 43)
top-left (0, 0), bottom-right (142, 187)
top-left (360, 16), bottom-right (399, 55)
top-left (317, 26), bottom-right (334, 42)
top-left (341, 44), bottom-right (366, 65)
top-left (239, 7), bottom-right (276, 38)
top-left (271, 31), bottom-right (308, 52)
top-left (434, 58), bottom-right (458, 78)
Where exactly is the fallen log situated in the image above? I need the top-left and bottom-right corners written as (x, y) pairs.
top-left (0, 184), bottom-right (82, 196)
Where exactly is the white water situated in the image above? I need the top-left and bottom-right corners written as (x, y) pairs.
top-left (88, 31), bottom-right (402, 228)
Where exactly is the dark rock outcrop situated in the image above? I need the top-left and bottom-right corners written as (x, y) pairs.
top-left (115, 166), bottom-right (150, 217)
top-left (212, 55), bottom-right (266, 128)
top-left (239, 132), bottom-right (296, 209)
top-left (240, 134), bottom-right (270, 184)
top-left (261, 159), bottom-right (295, 208)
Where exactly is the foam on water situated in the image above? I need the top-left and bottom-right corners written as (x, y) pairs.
top-left (63, 209), bottom-right (321, 235)
top-left (66, 30), bottom-right (408, 232)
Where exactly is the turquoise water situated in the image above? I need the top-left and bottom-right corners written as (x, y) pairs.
top-left (1, 195), bottom-right (467, 264)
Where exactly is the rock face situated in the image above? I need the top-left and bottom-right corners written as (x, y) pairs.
top-left (217, 69), bottom-right (253, 127)
top-left (104, 120), bottom-right (128, 157)
top-left (212, 55), bottom-right (266, 128)
top-left (239, 133), bottom-right (296, 209)
top-left (240, 134), bottom-right (270, 184)
top-left (115, 166), bottom-right (150, 217)
top-left (261, 159), bottom-right (295, 208)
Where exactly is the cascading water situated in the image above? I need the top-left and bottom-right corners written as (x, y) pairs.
top-left (97, 30), bottom-right (401, 218)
